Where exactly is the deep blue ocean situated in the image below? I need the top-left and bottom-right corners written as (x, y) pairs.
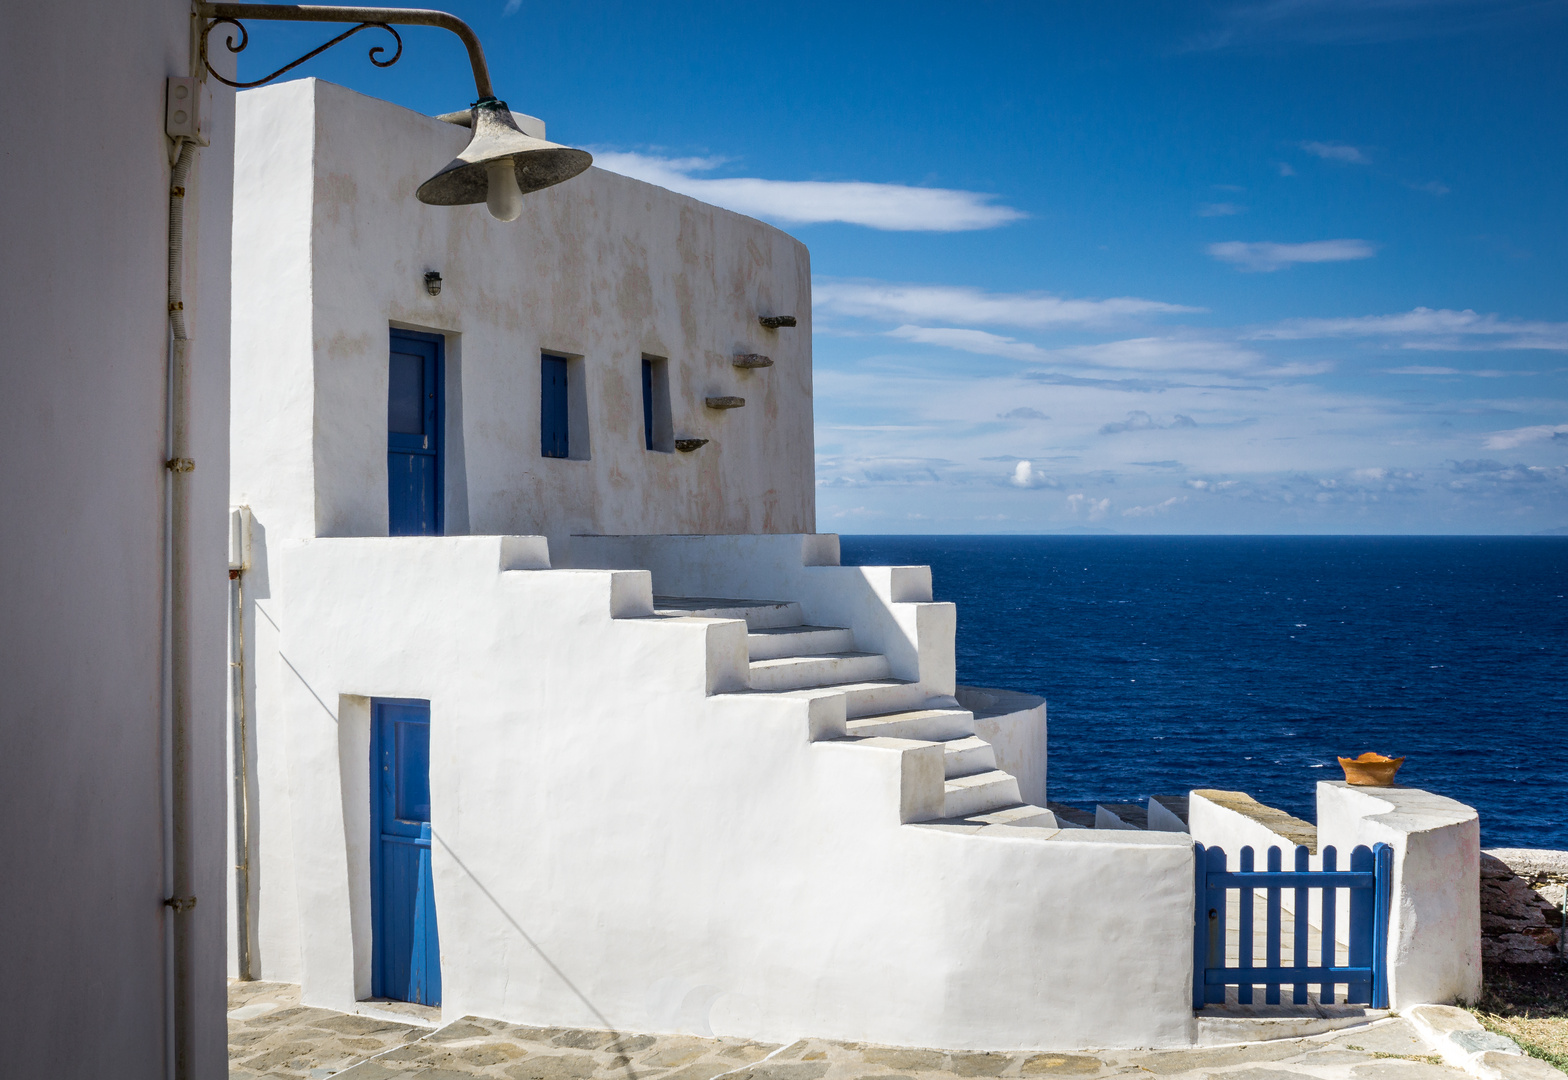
top-left (838, 536), bottom-right (1568, 850)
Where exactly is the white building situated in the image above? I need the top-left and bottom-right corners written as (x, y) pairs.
top-left (230, 80), bottom-right (1482, 1053)
top-left (2, 3), bottom-right (234, 1076)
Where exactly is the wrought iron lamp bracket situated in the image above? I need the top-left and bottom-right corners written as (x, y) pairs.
top-left (196, 4), bottom-right (495, 99)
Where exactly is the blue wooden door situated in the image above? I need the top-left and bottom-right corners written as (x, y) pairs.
top-left (388, 330), bottom-right (443, 535)
top-left (371, 699), bottom-right (441, 1005)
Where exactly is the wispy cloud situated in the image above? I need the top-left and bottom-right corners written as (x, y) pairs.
top-left (1099, 411), bottom-right (1199, 435)
top-left (1484, 424), bottom-right (1568, 450)
top-left (1407, 179), bottom-right (1451, 196)
top-left (1208, 238), bottom-right (1377, 272)
top-left (1256, 306), bottom-right (1568, 349)
top-left (1066, 493), bottom-right (1112, 521)
top-left (1197, 202), bottom-right (1246, 217)
top-left (1057, 337), bottom-right (1264, 371)
top-left (1123, 495), bottom-right (1187, 517)
top-left (592, 152), bottom-right (1024, 232)
top-left (887, 325), bottom-right (1047, 361)
top-left (817, 280), bottom-right (1199, 328)
top-left (1300, 140), bottom-right (1369, 164)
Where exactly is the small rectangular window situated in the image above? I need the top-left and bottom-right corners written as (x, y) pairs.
top-left (541, 354), bottom-right (569, 458)
top-left (641, 355), bottom-right (673, 452)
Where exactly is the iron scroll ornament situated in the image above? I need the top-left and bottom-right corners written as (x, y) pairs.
top-left (201, 16), bottom-right (403, 90)
top-left (193, 5), bottom-right (497, 99)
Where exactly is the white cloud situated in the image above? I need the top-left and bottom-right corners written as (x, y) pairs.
top-left (1057, 337), bottom-right (1264, 371)
top-left (816, 280), bottom-right (1198, 328)
top-left (886, 325), bottom-right (1048, 361)
top-left (1197, 202), bottom-right (1245, 217)
top-left (1257, 307), bottom-right (1568, 350)
top-left (1484, 424), bottom-right (1568, 450)
top-left (1387, 365), bottom-right (1461, 375)
top-left (1300, 141), bottom-right (1369, 164)
top-left (1208, 239), bottom-right (1377, 272)
top-left (1010, 460), bottom-right (1057, 489)
top-left (591, 152), bottom-right (1024, 232)
top-left (1277, 162), bottom-right (1297, 177)
top-left (1408, 180), bottom-right (1451, 196)
top-left (1066, 494), bottom-right (1111, 521)
top-left (1123, 496), bottom-right (1187, 517)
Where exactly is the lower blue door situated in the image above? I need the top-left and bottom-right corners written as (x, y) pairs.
top-left (388, 329), bottom-right (443, 536)
top-left (371, 699), bottom-right (441, 1005)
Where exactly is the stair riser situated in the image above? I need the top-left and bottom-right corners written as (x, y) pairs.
top-left (842, 682), bottom-right (930, 719)
top-left (846, 713), bottom-right (973, 741)
top-left (747, 627), bottom-right (856, 661)
top-left (944, 743), bottom-right (997, 779)
top-left (657, 601), bottom-right (805, 629)
top-left (945, 776), bottom-right (1021, 819)
top-left (750, 654), bottom-right (891, 691)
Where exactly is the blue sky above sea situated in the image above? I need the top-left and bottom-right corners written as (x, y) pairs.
top-left (232, 0), bottom-right (1568, 533)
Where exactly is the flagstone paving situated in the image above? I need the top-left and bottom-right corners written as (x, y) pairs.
top-left (228, 979), bottom-right (1467, 1080)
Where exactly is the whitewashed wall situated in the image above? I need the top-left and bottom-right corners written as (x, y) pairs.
top-left (0, 4), bottom-right (233, 1077)
top-left (232, 78), bottom-right (817, 983)
top-left (272, 535), bottom-right (1197, 1051)
top-left (232, 78), bottom-right (814, 550)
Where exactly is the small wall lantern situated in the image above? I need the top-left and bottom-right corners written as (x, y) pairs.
top-left (424, 271), bottom-right (443, 296)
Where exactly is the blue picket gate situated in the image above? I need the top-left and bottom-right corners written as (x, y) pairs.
top-left (1193, 842), bottom-right (1392, 1009)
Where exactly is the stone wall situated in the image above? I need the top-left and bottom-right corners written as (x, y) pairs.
top-left (1481, 848), bottom-right (1568, 964)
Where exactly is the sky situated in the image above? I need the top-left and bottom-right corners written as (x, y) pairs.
top-left (232, 0), bottom-right (1568, 533)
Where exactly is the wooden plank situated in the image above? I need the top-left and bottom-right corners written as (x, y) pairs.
top-left (1348, 845), bottom-right (1374, 1005)
top-left (1265, 846), bottom-right (1282, 1005)
top-left (1208, 871), bottom-right (1375, 889)
top-left (1293, 845), bottom-right (1310, 1005)
top-left (1238, 846), bottom-right (1255, 1004)
top-left (1205, 965), bottom-right (1374, 985)
top-left (1205, 845), bottom-right (1227, 1005)
top-left (1372, 843), bottom-right (1393, 1009)
top-left (1321, 845), bottom-right (1338, 1004)
top-left (1193, 842), bottom-right (1208, 1009)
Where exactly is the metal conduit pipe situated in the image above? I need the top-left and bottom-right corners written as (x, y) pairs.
top-left (163, 136), bottom-right (199, 1080)
top-left (230, 560), bottom-right (253, 980)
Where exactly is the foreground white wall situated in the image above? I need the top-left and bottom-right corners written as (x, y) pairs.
top-left (1317, 781), bottom-right (1481, 1009)
top-left (272, 535), bottom-right (1196, 1050)
top-left (0, 4), bottom-right (233, 1076)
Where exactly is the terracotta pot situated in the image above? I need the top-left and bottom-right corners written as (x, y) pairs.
top-left (1338, 752), bottom-right (1404, 786)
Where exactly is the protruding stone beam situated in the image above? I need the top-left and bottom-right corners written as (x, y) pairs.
top-left (732, 353), bottom-right (773, 369)
top-left (674, 438), bottom-right (708, 452)
top-left (758, 315), bottom-right (796, 329)
top-left (705, 396), bottom-right (745, 409)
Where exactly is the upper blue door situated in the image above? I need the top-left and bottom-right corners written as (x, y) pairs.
top-left (371, 699), bottom-right (441, 1005)
top-left (388, 330), bottom-right (443, 535)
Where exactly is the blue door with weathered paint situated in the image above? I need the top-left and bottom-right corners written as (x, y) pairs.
top-left (388, 330), bottom-right (443, 535)
top-left (371, 699), bottom-right (441, 1005)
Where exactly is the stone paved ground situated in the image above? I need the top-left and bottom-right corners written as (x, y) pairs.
top-left (229, 979), bottom-right (1469, 1080)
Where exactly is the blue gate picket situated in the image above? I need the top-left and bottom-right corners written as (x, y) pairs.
top-left (1193, 841), bottom-right (1392, 1010)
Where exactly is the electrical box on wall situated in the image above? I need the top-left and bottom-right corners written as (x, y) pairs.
top-left (229, 506), bottom-right (252, 571)
top-left (165, 76), bottom-right (211, 145)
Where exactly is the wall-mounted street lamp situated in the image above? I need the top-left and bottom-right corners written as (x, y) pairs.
top-left (198, 3), bottom-right (593, 219)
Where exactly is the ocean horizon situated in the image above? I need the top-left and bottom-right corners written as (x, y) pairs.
top-left (839, 534), bottom-right (1567, 850)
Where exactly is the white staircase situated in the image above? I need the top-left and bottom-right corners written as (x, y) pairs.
top-left (655, 595), bottom-right (1050, 825)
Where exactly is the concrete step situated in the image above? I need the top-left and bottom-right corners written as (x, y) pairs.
top-left (837, 680), bottom-right (937, 719)
top-left (1148, 794), bottom-right (1191, 832)
top-left (1096, 803), bottom-right (1148, 830)
top-left (746, 624), bottom-right (855, 661)
top-left (945, 770), bottom-right (1021, 819)
top-left (749, 651), bottom-right (891, 691)
top-left (653, 595), bottom-right (804, 629)
top-left (844, 706), bottom-right (974, 742)
top-left (961, 803), bottom-right (1060, 828)
top-left (1047, 802), bottom-right (1097, 829)
top-left (942, 735), bottom-right (997, 779)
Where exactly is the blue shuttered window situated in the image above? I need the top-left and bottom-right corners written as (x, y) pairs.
top-left (541, 354), bottom-right (569, 458)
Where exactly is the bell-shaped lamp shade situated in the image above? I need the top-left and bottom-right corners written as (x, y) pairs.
top-left (417, 98), bottom-right (593, 219)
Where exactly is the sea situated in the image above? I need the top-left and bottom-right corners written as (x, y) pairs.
top-left (837, 535), bottom-right (1568, 850)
